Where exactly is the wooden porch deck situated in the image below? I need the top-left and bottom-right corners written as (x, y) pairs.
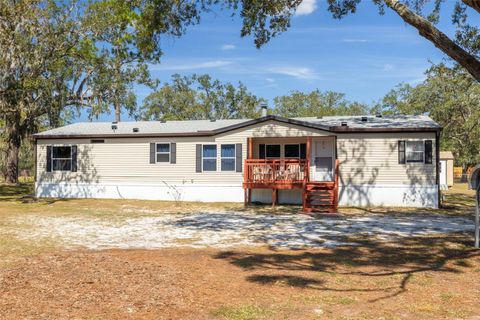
top-left (243, 158), bottom-right (339, 213)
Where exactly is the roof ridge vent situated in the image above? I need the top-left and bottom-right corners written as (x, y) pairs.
top-left (361, 116), bottom-right (368, 122)
top-left (376, 114), bottom-right (383, 118)
top-left (132, 127), bottom-right (139, 133)
top-left (341, 121), bottom-right (348, 127)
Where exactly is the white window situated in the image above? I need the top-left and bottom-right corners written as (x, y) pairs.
top-left (221, 144), bottom-right (236, 171)
top-left (406, 141), bottom-right (424, 163)
top-left (284, 144), bottom-right (300, 158)
top-left (156, 143), bottom-right (170, 163)
top-left (52, 146), bottom-right (72, 171)
top-left (266, 144), bottom-right (281, 158)
top-left (202, 145), bottom-right (217, 171)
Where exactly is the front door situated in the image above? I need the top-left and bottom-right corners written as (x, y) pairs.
top-left (312, 138), bottom-right (335, 181)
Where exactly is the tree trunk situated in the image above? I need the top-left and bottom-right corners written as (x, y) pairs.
top-left (462, 0), bottom-right (480, 14)
top-left (385, 0), bottom-right (480, 82)
top-left (4, 115), bottom-right (22, 184)
top-left (115, 103), bottom-right (121, 122)
top-left (461, 163), bottom-right (468, 183)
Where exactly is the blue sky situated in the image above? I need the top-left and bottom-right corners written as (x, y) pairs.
top-left (93, 0), bottom-right (477, 122)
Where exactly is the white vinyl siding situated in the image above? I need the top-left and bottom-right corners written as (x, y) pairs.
top-left (36, 121), bottom-right (436, 189)
top-left (336, 132), bottom-right (436, 185)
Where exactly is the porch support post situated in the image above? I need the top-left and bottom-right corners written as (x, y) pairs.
top-left (272, 188), bottom-right (277, 209)
top-left (247, 137), bottom-right (253, 159)
top-left (306, 136), bottom-right (312, 180)
top-left (246, 137), bottom-right (253, 205)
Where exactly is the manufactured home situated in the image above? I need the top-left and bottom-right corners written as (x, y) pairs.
top-left (33, 112), bottom-right (442, 212)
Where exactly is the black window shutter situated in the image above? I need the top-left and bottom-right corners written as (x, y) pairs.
top-left (196, 144), bottom-right (202, 172)
top-left (424, 140), bottom-right (433, 164)
top-left (300, 143), bottom-right (307, 159)
top-left (170, 143), bottom-right (176, 164)
top-left (46, 146), bottom-right (52, 172)
top-left (235, 143), bottom-right (242, 172)
top-left (71, 145), bottom-right (78, 172)
top-left (398, 140), bottom-right (406, 164)
top-left (259, 144), bottom-right (266, 159)
top-left (150, 143), bottom-right (155, 164)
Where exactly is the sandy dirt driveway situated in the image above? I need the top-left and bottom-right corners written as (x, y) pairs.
top-left (11, 211), bottom-right (474, 249)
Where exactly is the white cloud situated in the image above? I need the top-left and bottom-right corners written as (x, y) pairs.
top-left (383, 64), bottom-right (394, 71)
top-left (295, 0), bottom-right (317, 16)
top-left (267, 66), bottom-right (318, 80)
top-left (221, 44), bottom-right (236, 51)
top-left (265, 77), bottom-right (275, 83)
top-left (342, 39), bottom-right (369, 43)
top-left (151, 60), bottom-right (233, 71)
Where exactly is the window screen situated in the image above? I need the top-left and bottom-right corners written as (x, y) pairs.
top-left (202, 145), bottom-right (217, 171)
top-left (221, 144), bottom-right (235, 171)
top-left (156, 143), bottom-right (170, 162)
top-left (52, 146), bottom-right (72, 171)
top-left (406, 141), bottom-right (424, 163)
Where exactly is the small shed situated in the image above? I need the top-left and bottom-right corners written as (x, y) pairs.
top-left (440, 151), bottom-right (454, 189)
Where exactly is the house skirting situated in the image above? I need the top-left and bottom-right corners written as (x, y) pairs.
top-left (35, 182), bottom-right (245, 203)
top-left (338, 184), bottom-right (439, 208)
top-left (35, 182), bottom-right (438, 208)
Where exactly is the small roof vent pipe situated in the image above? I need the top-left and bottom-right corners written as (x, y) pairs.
top-left (341, 121), bottom-right (348, 127)
top-left (376, 114), bottom-right (383, 118)
top-left (260, 103), bottom-right (268, 117)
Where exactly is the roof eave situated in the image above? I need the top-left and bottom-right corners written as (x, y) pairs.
top-left (330, 126), bottom-right (442, 133)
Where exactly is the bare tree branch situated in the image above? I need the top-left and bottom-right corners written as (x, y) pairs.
top-left (385, 0), bottom-right (480, 81)
top-left (462, 0), bottom-right (480, 14)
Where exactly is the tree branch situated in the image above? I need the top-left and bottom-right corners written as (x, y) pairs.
top-left (384, 0), bottom-right (480, 81)
top-left (462, 0), bottom-right (480, 14)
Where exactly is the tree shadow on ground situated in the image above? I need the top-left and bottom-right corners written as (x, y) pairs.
top-left (0, 182), bottom-right (73, 204)
top-left (214, 235), bottom-right (479, 302)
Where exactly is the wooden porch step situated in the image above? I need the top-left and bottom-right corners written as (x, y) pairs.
top-left (303, 181), bottom-right (338, 214)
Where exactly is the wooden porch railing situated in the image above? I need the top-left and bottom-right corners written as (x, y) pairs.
top-left (244, 159), bottom-right (309, 185)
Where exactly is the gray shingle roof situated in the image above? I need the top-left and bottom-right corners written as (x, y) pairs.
top-left (34, 115), bottom-right (441, 138)
top-left (294, 115), bottom-right (441, 130)
top-left (34, 119), bottom-right (249, 137)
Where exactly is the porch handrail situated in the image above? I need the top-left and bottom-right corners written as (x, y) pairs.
top-left (244, 159), bottom-right (309, 184)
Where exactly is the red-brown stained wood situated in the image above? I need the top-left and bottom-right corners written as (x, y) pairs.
top-left (243, 156), bottom-right (339, 213)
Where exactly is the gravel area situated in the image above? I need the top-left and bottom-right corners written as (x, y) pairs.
top-left (14, 212), bottom-right (474, 249)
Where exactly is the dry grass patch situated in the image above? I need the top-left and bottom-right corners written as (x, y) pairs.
top-left (213, 304), bottom-right (275, 320)
top-left (0, 236), bottom-right (479, 319)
